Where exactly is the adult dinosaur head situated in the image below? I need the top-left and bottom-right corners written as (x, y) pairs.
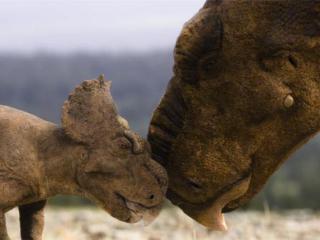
top-left (148, 0), bottom-right (320, 230)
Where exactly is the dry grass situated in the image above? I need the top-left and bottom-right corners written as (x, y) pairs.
top-left (6, 207), bottom-right (320, 240)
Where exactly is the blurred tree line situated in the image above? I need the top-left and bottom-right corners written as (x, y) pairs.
top-left (0, 52), bottom-right (319, 210)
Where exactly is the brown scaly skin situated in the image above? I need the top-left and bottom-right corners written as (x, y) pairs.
top-left (0, 77), bottom-right (168, 240)
top-left (148, 0), bottom-right (320, 230)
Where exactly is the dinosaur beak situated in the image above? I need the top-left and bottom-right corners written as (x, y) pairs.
top-left (183, 175), bottom-right (251, 231)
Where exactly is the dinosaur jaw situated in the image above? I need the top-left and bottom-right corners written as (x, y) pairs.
top-left (168, 175), bottom-right (252, 231)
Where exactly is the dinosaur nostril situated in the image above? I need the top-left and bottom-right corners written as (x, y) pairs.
top-left (148, 194), bottom-right (155, 200)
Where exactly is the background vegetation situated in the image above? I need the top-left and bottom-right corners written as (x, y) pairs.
top-left (0, 52), bottom-right (319, 210)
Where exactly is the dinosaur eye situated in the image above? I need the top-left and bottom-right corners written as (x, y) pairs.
top-left (186, 178), bottom-right (203, 191)
top-left (287, 55), bottom-right (298, 68)
top-left (260, 52), bottom-right (299, 72)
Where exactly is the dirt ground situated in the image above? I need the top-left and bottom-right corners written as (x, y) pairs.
top-left (6, 207), bottom-right (320, 240)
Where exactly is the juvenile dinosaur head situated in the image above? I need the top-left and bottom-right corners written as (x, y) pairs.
top-left (148, 0), bottom-right (320, 230)
top-left (62, 76), bottom-right (168, 224)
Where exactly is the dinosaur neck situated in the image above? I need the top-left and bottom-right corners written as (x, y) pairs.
top-left (38, 126), bottom-right (87, 198)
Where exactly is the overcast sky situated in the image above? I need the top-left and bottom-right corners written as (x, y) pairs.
top-left (0, 0), bottom-right (204, 53)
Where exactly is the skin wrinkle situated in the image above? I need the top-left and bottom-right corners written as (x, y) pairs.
top-left (0, 78), bottom-right (168, 240)
top-left (148, 0), bottom-right (320, 229)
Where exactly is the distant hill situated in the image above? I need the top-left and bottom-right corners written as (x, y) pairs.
top-left (0, 51), bottom-right (173, 135)
top-left (0, 51), bottom-right (319, 209)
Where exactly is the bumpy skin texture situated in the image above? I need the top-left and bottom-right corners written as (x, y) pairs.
top-left (148, 0), bottom-right (320, 229)
top-left (0, 77), bottom-right (168, 240)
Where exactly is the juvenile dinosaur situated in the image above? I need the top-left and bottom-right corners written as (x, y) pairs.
top-left (0, 76), bottom-right (168, 240)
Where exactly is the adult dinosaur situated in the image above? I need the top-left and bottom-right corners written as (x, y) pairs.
top-left (149, 0), bottom-right (320, 230)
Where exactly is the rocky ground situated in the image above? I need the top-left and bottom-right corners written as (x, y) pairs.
top-left (6, 207), bottom-right (320, 240)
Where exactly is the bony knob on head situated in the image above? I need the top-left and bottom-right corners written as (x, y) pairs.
top-left (284, 95), bottom-right (295, 108)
